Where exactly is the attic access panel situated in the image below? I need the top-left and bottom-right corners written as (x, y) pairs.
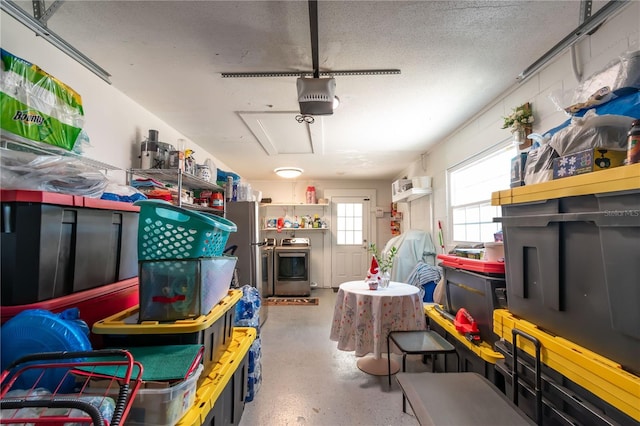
top-left (239, 112), bottom-right (317, 156)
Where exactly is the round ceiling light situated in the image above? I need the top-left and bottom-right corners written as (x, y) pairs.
top-left (274, 167), bottom-right (303, 178)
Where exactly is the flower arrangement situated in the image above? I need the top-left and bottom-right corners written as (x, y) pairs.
top-left (502, 103), bottom-right (534, 132)
top-left (368, 243), bottom-right (398, 273)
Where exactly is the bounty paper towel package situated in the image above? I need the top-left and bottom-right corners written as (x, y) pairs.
top-left (1, 49), bottom-right (84, 151)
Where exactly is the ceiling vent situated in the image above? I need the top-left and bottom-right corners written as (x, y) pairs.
top-left (297, 77), bottom-right (336, 116)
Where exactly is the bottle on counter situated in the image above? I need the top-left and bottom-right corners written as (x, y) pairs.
top-left (627, 119), bottom-right (640, 165)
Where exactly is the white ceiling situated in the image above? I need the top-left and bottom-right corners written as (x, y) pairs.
top-left (12, 0), bottom-right (607, 180)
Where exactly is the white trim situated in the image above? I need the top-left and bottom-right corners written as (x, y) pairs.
top-left (446, 141), bottom-right (515, 245)
top-left (325, 188), bottom-right (377, 288)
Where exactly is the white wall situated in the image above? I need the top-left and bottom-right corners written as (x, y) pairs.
top-left (0, 13), bottom-right (232, 185)
top-left (397, 3), bottom-right (640, 251)
top-left (249, 178), bottom-right (394, 245)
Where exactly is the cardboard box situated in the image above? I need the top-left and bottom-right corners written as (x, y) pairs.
top-left (510, 153), bottom-right (527, 188)
top-left (552, 148), bottom-right (626, 179)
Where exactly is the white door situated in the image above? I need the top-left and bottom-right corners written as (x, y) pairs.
top-left (330, 195), bottom-right (371, 288)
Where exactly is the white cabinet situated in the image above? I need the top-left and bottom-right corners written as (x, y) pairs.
top-left (391, 187), bottom-right (432, 203)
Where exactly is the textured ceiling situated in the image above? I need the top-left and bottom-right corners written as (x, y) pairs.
top-left (11, 0), bottom-right (607, 180)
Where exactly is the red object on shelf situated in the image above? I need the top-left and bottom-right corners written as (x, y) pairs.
top-left (437, 254), bottom-right (505, 275)
top-left (453, 308), bottom-right (481, 343)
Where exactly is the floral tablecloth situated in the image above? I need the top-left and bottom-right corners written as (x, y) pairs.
top-left (329, 281), bottom-right (426, 358)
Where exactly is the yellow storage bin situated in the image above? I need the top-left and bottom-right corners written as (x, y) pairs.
top-left (492, 162), bottom-right (640, 206)
top-left (176, 327), bottom-right (257, 426)
top-left (493, 309), bottom-right (640, 421)
top-left (93, 290), bottom-right (242, 371)
top-left (492, 163), bottom-right (640, 372)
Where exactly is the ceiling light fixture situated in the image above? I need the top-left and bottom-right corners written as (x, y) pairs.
top-left (274, 167), bottom-right (303, 178)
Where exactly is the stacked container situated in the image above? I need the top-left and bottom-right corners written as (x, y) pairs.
top-left (90, 200), bottom-right (260, 425)
top-left (0, 190), bottom-right (141, 333)
top-left (134, 200), bottom-right (237, 321)
top-left (491, 163), bottom-right (640, 425)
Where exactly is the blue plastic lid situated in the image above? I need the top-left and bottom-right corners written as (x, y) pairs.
top-left (0, 309), bottom-right (92, 392)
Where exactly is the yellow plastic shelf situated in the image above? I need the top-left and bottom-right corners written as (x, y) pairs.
top-left (92, 290), bottom-right (242, 334)
top-left (492, 163), bottom-right (640, 206)
top-left (493, 309), bottom-right (640, 421)
top-left (424, 305), bottom-right (503, 364)
top-left (176, 327), bottom-right (257, 426)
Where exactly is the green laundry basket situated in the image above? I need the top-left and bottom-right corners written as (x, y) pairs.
top-left (134, 200), bottom-right (237, 260)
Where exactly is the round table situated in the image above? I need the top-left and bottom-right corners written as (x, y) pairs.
top-left (329, 280), bottom-right (426, 375)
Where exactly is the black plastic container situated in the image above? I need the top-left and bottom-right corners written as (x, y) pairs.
top-left (203, 344), bottom-right (249, 425)
top-left (496, 189), bottom-right (640, 373)
top-left (495, 341), bottom-right (635, 426)
top-left (102, 303), bottom-right (236, 371)
top-left (1, 191), bottom-right (139, 306)
top-left (441, 265), bottom-right (506, 344)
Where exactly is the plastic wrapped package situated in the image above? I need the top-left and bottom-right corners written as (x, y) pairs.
top-left (548, 110), bottom-right (634, 157)
top-left (100, 181), bottom-right (147, 203)
top-left (1, 49), bottom-right (84, 151)
top-left (0, 149), bottom-right (108, 197)
top-left (246, 337), bottom-right (262, 402)
top-left (523, 133), bottom-right (557, 185)
top-left (2, 388), bottom-right (116, 425)
top-left (524, 143), bottom-right (558, 185)
top-left (234, 285), bottom-right (261, 328)
top-left (568, 50), bottom-right (640, 107)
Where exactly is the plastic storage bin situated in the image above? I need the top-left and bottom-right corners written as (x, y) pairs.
top-left (93, 290), bottom-right (242, 371)
top-left (438, 255), bottom-right (506, 344)
top-left (176, 327), bottom-right (256, 426)
top-left (114, 363), bottom-right (203, 426)
top-left (138, 256), bottom-right (237, 322)
top-left (135, 200), bottom-right (236, 260)
top-left (0, 190), bottom-right (139, 306)
top-left (494, 173), bottom-right (640, 373)
top-left (493, 309), bottom-right (640, 422)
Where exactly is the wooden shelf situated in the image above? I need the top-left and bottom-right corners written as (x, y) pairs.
top-left (392, 187), bottom-right (432, 203)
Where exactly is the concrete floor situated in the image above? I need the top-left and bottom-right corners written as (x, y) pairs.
top-left (238, 288), bottom-right (432, 426)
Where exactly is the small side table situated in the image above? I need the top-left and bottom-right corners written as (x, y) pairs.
top-left (387, 330), bottom-right (458, 388)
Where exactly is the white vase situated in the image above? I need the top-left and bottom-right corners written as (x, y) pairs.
top-left (379, 271), bottom-right (391, 289)
top-left (512, 128), bottom-right (525, 144)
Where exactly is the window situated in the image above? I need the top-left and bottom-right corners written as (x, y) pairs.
top-left (449, 145), bottom-right (516, 243)
top-left (335, 203), bottom-right (363, 245)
